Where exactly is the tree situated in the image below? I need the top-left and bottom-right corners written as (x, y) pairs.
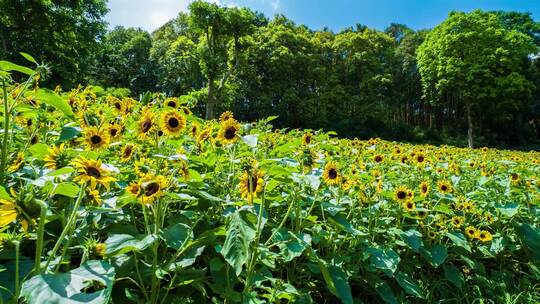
top-left (188, 0), bottom-right (257, 119)
top-left (0, 0), bottom-right (108, 87)
top-left (92, 26), bottom-right (156, 94)
top-left (417, 10), bottom-right (537, 148)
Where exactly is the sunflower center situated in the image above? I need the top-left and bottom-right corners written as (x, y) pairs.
top-left (86, 166), bottom-right (101, 178)
top-left (110, 128), bottom-right (118, 137)
top-left (375, 156), bottom-right (382, 162)
top-left (167, 101), bottom-right (176, 108)
top-left (91, 135), bottom-right (102, 145)
top-left (142, 120), bottom-right (152, 133)
top-left (441, 185), bottom-right (448, 191)
top-left (114, 102), bottom-right (122, 110)
top-left (168, 117), bottom-right (180, 128)
top-left (397, 191), bottom-right (406, 199)
top-left (417, 156), bottom-right (424, 163)
top-left (305, 136), bottom-right (311, 144)
top-left (328, 168), bottom-right (337, 179)
top-left (224, 127), bottom-right (236, 140)
top-left (422, 185), bottom-right (428, 192)
top-left (31, 136), bottom-right (38, 145)
top-left (145, 182), bottom-right (160, 196)
top-left (123, 147), bottom-right (133, 158)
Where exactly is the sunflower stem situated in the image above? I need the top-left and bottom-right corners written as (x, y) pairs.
top-left (14, 240), bottom-right (20, 301)
top-left (43, 188), bottom-right (84, 272)
top-left (33, 199), bottom-right (48, 274)
top-left (0, 79), bottom-right (10, 183)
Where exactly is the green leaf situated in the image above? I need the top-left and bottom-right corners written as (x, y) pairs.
top-left (517, 223), bottom-right (540, 261)
top-left (399, 230), bottom-right (423, 252)
top-left (489, 237), bottom-right (507, 255)
top-left (375, 282), bottom-right (398, 304)
top-left (421, 244), bottom-right (447, 267)
top-left (0, 259), bottom-right (34, 301)
top-left (28, 143), bottom-right (50, 158)
top-left (47, 167), bottom-right (74, 177)
top-left (21, 260), bottom-right (114, 304)
top-left (0, 60), bottom-right (35, 75)
top-left (443, 264), bottom-right (463, 289)
top-left (445, 231), bottom-right (471, 252)
top-left (327, 265), bottom-right (353, 304)
top-left (368, 247), bottom-right (400, 276)
top-left (221, 210), bottom-right (256, 276)
top-left (57, 126), bottom-right (82, 143)
top-left (52, 182), bottom-right (79, 198)
top-left (20, 52), bottom-right (37, 64)
top-left (35, 89), bottom-right (75, 119)
top-left (105, 234), bottom-right (157, 256)
top-left (0, 186), bottom-right (10, 200)
top-left (495, 203), bottom-right (520, 217)
top-left (162, 223), bottom-right (192, 250)
top-left (395, 272), bottom-right (423, 298)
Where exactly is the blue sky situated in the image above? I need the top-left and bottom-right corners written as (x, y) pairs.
top-left (105, 0), bottom-right (540, 33)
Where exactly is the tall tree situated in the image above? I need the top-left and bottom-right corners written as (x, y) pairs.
top-left (417, 10), bottom-right (537, 148)
top-left (0, 0), bottom-right (108, 87)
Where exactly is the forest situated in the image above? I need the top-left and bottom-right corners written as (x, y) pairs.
top-left (1, 0), bottom-right (539, 149)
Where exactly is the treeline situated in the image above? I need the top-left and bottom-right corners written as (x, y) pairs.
top-left (1, 1), bottom-right (539, 148)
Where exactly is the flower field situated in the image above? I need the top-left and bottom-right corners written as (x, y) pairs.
top-left (1, 61), bottom-right (540, 303)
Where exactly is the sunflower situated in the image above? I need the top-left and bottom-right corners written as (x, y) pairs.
top-left (451, 216), bottom-right (464, 228)
top-left (108, 123), bottom-right (123, 140)
top-left (322, 161), bottom-right (340, 185)
top-left (0, 199), bottom-right (18, 228)
top-left (180, 106), bottom-right (192, 116)
top-left (427, 231), bottom-right (437, 239)
top-left (190, 123), bottom-right (199, 138)
top-left (83, 126), bottom-right (109, 150)
top-left (72, 157), bottom-right (116, 190)
top-left (419, 181), bottom-right (430, 197)
top-left (373, 154), bottom-right (384, 163)
top-left (465, 226), bottom-right (477, 239)
top-left (126, 182), bottom-right (141, 197)
top-left (220, 111), bottom-right (234, 122)
top-left (164, 97), bottom-right (178, 108)
top-left (139, 174), bottom-right (168, 205)
top-left (137, 108), bottom-right (156, 139)
top-left (197, 127), bottom-right (212, 144)
top-left (437, 180), bottom-right (453, 194)
top-left (121, 144), bottom-right (137, 162)
top-left (109, 96), bottom-right (125, 114)
top-left (415, 152), bottom-right (426, 164)
top-left (30, 134), bottom-right (39, 145)
top-left (510, 173), bottom-right (520, 184)
top-left (93, 243), bottom-right (107, 258)
top-left (394, 186), bottom-right (410, 203)
top-left (161, 110), bottom-right (186, 137)
top-left (44, 144), bottom-right (70, 169)
top-left (134, 158), bottom-right (155, 176)
top-left (8, 152), bottom-right (25, 172)
top-left (476, 230), bottom-right (493, 242)
top-left (302, 132), bottom-right (313, 145)
top-left (239, 170), bottom-right (265, 201)
top-left (403, 200), bottom-right (416, 212)
top-left (218, 119), bottom-right (241, 145)
top-left (87, 188), bottom-right (103, 206)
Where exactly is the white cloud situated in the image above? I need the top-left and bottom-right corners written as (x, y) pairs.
top-left (271, 0), bottom-right (280, 10)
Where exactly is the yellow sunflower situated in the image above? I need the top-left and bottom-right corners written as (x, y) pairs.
top-left (218, 119), bottom-right (241, 145)
top-left (302, 132), bottom-right (313, 145)
top-left (161, 110), bottom-right (186, 137)
top-left (8, 152), bottom-right (25, 172)
top-left (108, 123), bottom-right (123, 140)
top-left (373, 154), bottom-right (384, 163)
top-left (164, 97), bottom-right (178, 108)
top-left (83, 126), bottom-right (109, 150)
top-left (419, 181), bottom-right (430, 197)
top-left (403, 200), bottom-right (416, 212)
top-left (510, 173), bottom-right (520, 185)
top-left (465, 226), bottom-right (477, 239)
top-left (451, 216), bottom-right (464, 228)
top-left (239, 170), bottom-right (265, 201)
top-left (121, 144), bottom-right (137, 162)
top-left (139, 174), bottom-right (168, 205)
top-left (126, 182), bottom-right (141, 197)
top-left (394, 186), bottom-right (410, 203)
top-left (322, 161), bottom-right (340, 185)
top-left (93, 243), bottom-right (107, 258)
top-left (72, 157), bottom-right (116, 190)
top-left (220, 111), bottom-right (234, 122)
top-left (0, 199), bottom-right (18, 228)
top-left (109, 96), bottom-right (125, 114)
top-left (437, 180), bottom-right (453, 194)
top-left (87, 188), bottom-right (103, 206)
top-left (44, 144), bottom-right (69, 169)
top-left (415, 152), bottom-right (426, 164)
top-left (476, 230), bottom-right (493, 242)
top-left (137, 108), bottom-right (156, 139)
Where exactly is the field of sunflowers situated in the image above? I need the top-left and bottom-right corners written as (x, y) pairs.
top-left (1, 59), bottom-right (540, 304)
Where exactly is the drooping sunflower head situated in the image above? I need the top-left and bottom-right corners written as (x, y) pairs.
top-left (239, 170), bottom-right (265, 202)
top-left (190, 123), bottom-right (199, 138)
top-left (323, 161), bottom-right (340, 185)
top-left (83, 126), bottom-right (109, 150)
top-left (218, 118), bottom-right (241, 145)
top-left (121, 144), bottom-right (137, 162)
top-left (8, 152), bottom-right (25, 172)
top-left (134, 158), bottom-right (155, 177)
top-left (437, 180), bottom-right (452, 194)
top-left (161, 110), bottom-right (186, 137)
top-left (72, 157), bottom-right (116, 190)
top-left (180, 106), bottom-right (192, 116)
top-left (44, 144), bottom-right (70, 170)
top-left (137, 108), bottom-right (155, 139)
top-left (109, 96), bottom-right (125, 114)
top-left (139, 174), bottom-right (168, 205)
top-left (219, 111), bottom-right (234, 122)
top-left (419, 181), bottom-right (430, 197)
top-left (108, 123), bottom-right (123, 140)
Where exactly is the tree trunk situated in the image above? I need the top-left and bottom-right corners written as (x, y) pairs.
top-left (205, 77), bottom-right (215, 120)
top-left (466, 103), bottom-right (473, 148)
